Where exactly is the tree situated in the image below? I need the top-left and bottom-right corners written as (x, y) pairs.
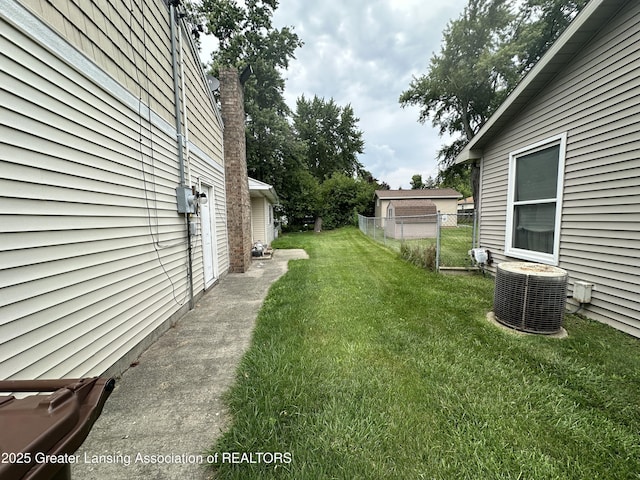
top-left (410, 174), bottom-right (424, 190)
top-left (318, 173), bottom-right (377, 230)
top-left (400, 0), bottom-right (517, 166)
top-left (424, 175), bottom-right (437, 189)
top-left (280, 168), bottom-right (321, 228)
top-left (513, 0), bottom-right (590, 75)
top-left (197, 0), bottom-right (304, 205)
top-left (399, 0), bottom-right (588, 168)
top-left (437, 163), bottom-right (472, 198)
top-left (293, 95), bottom-right (365, 182)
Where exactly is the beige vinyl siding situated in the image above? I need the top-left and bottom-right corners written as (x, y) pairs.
top-left (479, 2), bottom-right (640, 335)
top-left (183, 33), bottom-right (227, 278)
top-left (21, 0), bottom-right (176, 125)
top-left (182, 31), bottom-right (224, 158)
top-left (435, 199), bottom-right (459, 216)
top-left (22, 0), bottom-right (225, 146)
top-left (251, 197), bottom-right (267, 245)
top-left (1, 0), bottom-right (227, 378)
top-left (175, 1), bottom-right (227, 280)
top-left (211, 173), bottom-right (230, 275)
top-left (1, 13), bottom-right (187, 379)
top-left (380, 199), bottom-right (390, 226)
top-left (190, 150), bottom-right (230, 287)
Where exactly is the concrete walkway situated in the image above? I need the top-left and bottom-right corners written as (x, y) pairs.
top-left (72, 249), bottom-right (308, 480)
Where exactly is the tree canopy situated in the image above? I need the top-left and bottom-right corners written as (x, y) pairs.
top-left (410, 174), bottom-right (424, 190)
top-left (293, 95), bottom-right (365, 182)
top-left (514, 0), bottom-right (590, 75)
top-left (197, 0), bottom-right (304, 198)
top-left (399, 0), bottom-right (517, 165)
top-left (195, 1), bottom-right (375, 230)
top-left (400, 0), bottom-right (589, 168)
top-left (318, 173), bottom-right (377, 230)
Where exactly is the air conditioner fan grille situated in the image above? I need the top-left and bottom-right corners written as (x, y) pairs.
top-left (494, 263), bottom-right (567, 334)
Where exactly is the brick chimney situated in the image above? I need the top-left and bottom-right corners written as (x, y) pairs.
top-left (220, 67), bottom-right (251, 273)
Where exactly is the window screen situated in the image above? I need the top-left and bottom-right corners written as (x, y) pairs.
top-left (515, 145), bottom-right (559, 202)
top-left (506, 136), bottom-right (565, 264)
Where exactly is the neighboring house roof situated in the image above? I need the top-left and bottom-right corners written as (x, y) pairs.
top-left (455, 0), bottom-right (629, 163)
top-left (458, 196), bottom-right (474, 206)
top-left (248, 177), bottom-right (279, 204)
top-left (375, 188), bottom-right (461, 199)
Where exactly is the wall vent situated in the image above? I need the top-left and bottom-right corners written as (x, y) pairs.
top-left (493, 262), bottom-right (567, 334)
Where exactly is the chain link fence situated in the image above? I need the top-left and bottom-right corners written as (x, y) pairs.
top-left (358, 212), bottom-right (477, 272)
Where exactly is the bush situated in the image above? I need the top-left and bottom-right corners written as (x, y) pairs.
top-left (319, 173), bottom-right (377, 230)
top-left (400, 243), bottom-right (437, 271)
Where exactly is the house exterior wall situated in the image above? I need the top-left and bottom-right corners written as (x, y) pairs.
top-left (478, 2), bottom-right (640, 336)
top-left (20, 0), bottom-right (173, 128)
top-left (0, 0), bottom-right (228, 380)
top-left (191, 153), bottom-right (229, 287)
top-left (251, 196), bottom-right (277, 245)
top-left (374, 197), bottom-right (385, 220)
top-left (251, 197), bottom-right (266, 245)
top-left (16, 0), bottom-right (225, 186)
top-left (267, 205), bottom-right (276, 244)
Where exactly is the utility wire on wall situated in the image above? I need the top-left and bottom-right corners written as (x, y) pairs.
top-left (129, 0), bottom-right (187, 307)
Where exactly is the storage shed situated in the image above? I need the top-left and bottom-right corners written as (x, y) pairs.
top-left (385, 200), bottom-right (437, 239)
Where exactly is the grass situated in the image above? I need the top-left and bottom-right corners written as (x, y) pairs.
top-left (209, 227), bottom-right (640, 479)
top-left (439, 226), bottom-right (474, 267)
top-left (365, 224), bottom-right (475, 268)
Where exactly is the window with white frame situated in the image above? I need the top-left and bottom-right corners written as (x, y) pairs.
top-left (505, 133), bottom-right (566, 265)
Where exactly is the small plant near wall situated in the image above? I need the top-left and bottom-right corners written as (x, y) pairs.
top-left (400, 242), bottom-right (436, 271)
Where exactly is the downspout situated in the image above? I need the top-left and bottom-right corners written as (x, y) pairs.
top-left (169, 1), bottom-right (185, 187)
top-left (169, 0), bottom-right (194, 309)
top-left (178, 21), bottom-right (192, 187)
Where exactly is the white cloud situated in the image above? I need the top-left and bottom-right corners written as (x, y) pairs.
top-left (272, 0), bottom-right (469, 188)
top-left (201, 0), bottom-right (469, 189)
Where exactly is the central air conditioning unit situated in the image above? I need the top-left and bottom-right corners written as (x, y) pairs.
top-left (493, 262), bottom-right (567, 334)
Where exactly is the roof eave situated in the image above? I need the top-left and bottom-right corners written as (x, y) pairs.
top-left (382, 195), bottom-right (461, 200)
top-left (455, 148), bottom-right (483, 165)
top-left (250, 188), bottom-right (279, 204)
top-left (248, 177), bottom-right (280, 204)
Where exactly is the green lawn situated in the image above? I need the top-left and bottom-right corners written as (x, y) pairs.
top-left (364, 225), bottom-right (475, 268)
top-left (209, 227), bottom-right (640, 479)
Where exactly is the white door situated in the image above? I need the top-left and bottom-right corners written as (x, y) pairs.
top-left (200, 184), bottom-right (217, 288)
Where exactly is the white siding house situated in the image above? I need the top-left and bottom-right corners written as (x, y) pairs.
top-left (456, 0), bottom-right (640, 337)
top-left (0, 0), bottom-right (229, 380)
top-left (249, 177), bottom-right (279, 246)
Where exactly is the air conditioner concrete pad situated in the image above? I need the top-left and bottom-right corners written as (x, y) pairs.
top-left (486, 312), bottom-right (568, 339)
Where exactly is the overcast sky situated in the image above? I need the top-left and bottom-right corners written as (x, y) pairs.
top-left (200, 0), bottom-right (469, 189)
